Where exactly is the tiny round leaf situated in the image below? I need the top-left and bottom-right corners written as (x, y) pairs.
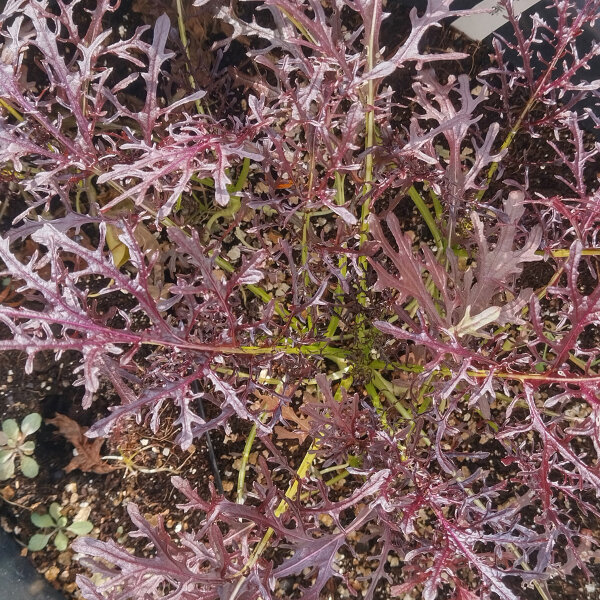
top-left (20, 413), bottom-right (42, 437)
top-left (31, 512), bottom-right (55, 528)
top-left (0, 457), bottom-right (15, 480)
top-left (20, 440), bottom-right (35, 455)
top-left (54, 531), bottom-right (68, 552)
top-left (28, 533), bottom-right (52, 552)
top-left (49, 502), bottom-right (62, 522)
top-left (20, 455), bottom-right (39, 478)
top-left (67, 521), bottom-right (93, 536)
top-left (2, 419), bottom-right (19, 440)
top-left (0, 449), bottom-right (14, 464)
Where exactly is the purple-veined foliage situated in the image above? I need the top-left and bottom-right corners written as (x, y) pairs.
top-left (0, 0), bottom-right (599, 598)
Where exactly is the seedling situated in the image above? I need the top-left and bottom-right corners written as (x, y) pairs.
top-left (28, 503), bottom-right (93, 552)
top-left (0, 414), bottom-right (41, 480)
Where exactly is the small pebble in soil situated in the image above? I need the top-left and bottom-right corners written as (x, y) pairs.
top-left (44, 566), bottom-right (60, 583)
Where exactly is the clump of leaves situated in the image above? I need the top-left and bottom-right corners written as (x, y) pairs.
top-left (0, 0), bottom-right (599, 598)
top-left (28, 502), bottom-right (93, 552)
top-left (0, 413), bottom-right (41, 480)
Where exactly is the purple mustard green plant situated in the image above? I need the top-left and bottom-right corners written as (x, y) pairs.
top-left (0, 0), bottom-right (599, 598)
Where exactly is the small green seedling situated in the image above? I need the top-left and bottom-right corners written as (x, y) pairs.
top-left (0, 413), bottom-right (42, 480)
top-left (29, 502), bottom-right (94, 552)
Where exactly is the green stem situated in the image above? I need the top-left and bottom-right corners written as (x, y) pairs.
top-left (408, 185), bottom-right (444, 251)
top-left (236, 423), bottom-right (259, 504)
top-left (357, 8), bottom-right (378, 254)
top-left (175, 0), bottom-right (205, 115)
top-left (0, 98), bottom-right (24, 122)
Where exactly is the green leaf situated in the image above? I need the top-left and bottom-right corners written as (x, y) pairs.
top-left (0, 432), bottom-right (8, 446)
top-left (20, 413), bottom-right (42, 437)
top-left (447, 305), bottom-right (502, 338)
top-left (0, 449), bottom-right (14, 464)
top-left (19, 440), bottom-right (35, 455)
top-left (347, 454), bottom-right (362, 468)
top-left (67, 521), bottom-right (93, 536)
top-left (417, 396), bottom-right (432, 414)
top-left (487, 420), bottom-right (500, 433)
top-left (31, 512), bottom-right (55, 529)
top-left (20, 455), bottom-right (39, 478)
top-left (28, 533), bottom-right (52, 552)
top-left (57, 516), bottom-right (68, 528)
top-left (2, 419), bottom-right (19, 440)
top-left (49, 502), bottom-right (62, 522)
top-left (0, 457), bottom-right (15, 480)
top-left (54, 531), bottom-right (68, 552)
